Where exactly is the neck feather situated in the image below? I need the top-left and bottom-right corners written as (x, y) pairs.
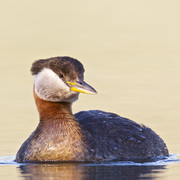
top-left (28, 88), bottom-right (89, 161)
top-left (33, 87), bottom-right (73, 121)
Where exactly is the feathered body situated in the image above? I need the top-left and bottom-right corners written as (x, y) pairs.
top-left (16, 56), bottom-right (168, 163)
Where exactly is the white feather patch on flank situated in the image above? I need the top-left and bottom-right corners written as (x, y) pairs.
top-left (34, 68), bottom-right (78, 102)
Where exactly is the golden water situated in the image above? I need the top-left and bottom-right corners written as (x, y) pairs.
top-left (0, 0), bottom-right (180, 179)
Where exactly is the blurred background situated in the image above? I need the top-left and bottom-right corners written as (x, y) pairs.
top-left (0, 0), bottom-right (180, 159)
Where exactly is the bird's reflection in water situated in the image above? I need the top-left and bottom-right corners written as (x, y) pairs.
top-left (17, 163), bottom-right (166, 180)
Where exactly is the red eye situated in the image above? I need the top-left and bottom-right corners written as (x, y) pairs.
top-left (59, 73), bottom-right (64, 78)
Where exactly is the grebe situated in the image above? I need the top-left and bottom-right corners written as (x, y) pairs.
top-left (16, 56), bottom-right (169, 163)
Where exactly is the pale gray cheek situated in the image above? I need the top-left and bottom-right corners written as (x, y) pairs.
top-left (35, 86), bottom-right (50, 100)
top-left (34, 69), bottom-right (79, 102)
top-left (35, 84), bottom-right (79, 102)
top-left (62, 92), bottom-right (79, 103)
top-left (55, 91), bottom-right (79, 103)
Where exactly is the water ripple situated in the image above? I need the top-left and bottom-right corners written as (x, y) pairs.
top-left (0, 154), bottom-right (179, 166)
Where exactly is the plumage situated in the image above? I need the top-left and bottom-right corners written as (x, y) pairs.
top-left (75, 110), bottom-right (168, 161)
top-left (16, 56), bottom-right (169, 163)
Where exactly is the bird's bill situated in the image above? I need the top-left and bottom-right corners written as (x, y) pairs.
top-left (67, 80), bottom-right (97, 95)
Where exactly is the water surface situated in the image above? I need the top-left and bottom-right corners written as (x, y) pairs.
top-left (0, 155), bottom-right (180, 180)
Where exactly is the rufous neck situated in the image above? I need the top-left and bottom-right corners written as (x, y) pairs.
top-left (33, 87), bottom-right (73, 121)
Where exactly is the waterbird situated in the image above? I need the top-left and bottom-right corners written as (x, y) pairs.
top-left (16, 56), bottom-right (169, 163)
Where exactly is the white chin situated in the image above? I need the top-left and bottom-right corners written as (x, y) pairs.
top-left (36, 91), bottom-right (79, 103)
top-left (34, 68), bottom-right (79, 102)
